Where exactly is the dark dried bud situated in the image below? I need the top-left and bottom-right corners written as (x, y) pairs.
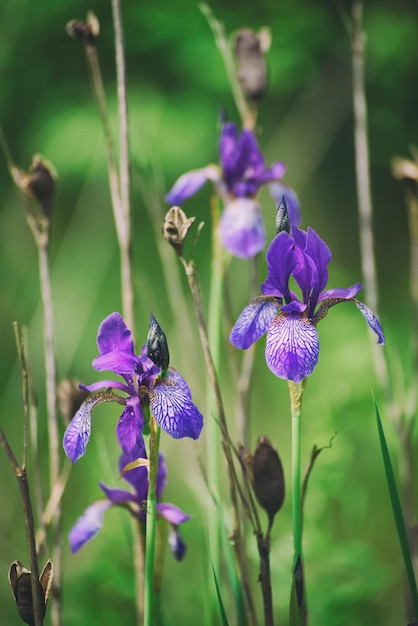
top-left (275, 195), bottom-right (290, 234)
top-left (26, 156), bottom-right (56, 218)
top-left (234, 28), bottom-right (271, 102)
top-left (146, 313), bottom-right (170, 371)
top-left (58, 378), bottom-right (89, 426)
top-left (9, 560), bottom-right (53, 626)
top-left (162, 206), bottom-right (196, 257)
top-left (252, 437), bottom-right (285, 522)
top-left (66, 11), bottom-right (100, 48)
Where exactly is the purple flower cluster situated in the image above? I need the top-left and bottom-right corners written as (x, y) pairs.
top-left (166, 121), bottom-right (299, 259)
top-left (63, 312), bottom-right (203, 560)
top-left (69, 440), bottom-right (190, 560)
top-left (230, 211), bottom-right (385, 383)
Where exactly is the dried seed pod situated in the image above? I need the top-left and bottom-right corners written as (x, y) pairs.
top-left (252, 436), bottom-right (285, 523)
top-left (234, 28), bottom-right (271, 102)
top-left (9, 560), bottom-right (53, 626)
top-left (146, 313), bottom-right (170, 371)
top-left (66, 11), bottom-right (100, 48)
top-left (162, 206), bottom-right (196, 257)
top-left (26, 155), bottom-right (56, 218)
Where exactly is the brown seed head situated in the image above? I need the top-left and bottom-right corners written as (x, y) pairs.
top-left (162, 206), bottom-right (196, 257)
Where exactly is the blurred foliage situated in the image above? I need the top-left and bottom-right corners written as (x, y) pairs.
top-left (0, 0), bottom-right (417, 624)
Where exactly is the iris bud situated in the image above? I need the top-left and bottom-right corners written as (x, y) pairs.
top-left (275, 195), bottom-right (290, 234)
top-left (252, 436), bottom-right (285, 523)
top-left (146, 313), bottom-right (170, 371)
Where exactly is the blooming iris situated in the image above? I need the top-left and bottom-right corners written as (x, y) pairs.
top-left (230, 224), bottom-right (385, 383)
top-left (166, 122), bottom-right (297, 259)
top-left (69, 441), bottom-right (190, 560)
top-left (63, 312), bottom-right (203, 463)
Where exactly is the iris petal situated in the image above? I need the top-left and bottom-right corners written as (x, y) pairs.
top-left (157, 503), bottom-right (191, 525)
top-left (165, 168), bottom-right (212, 205)
top-left (99, 483), bottom-right (136, 506)
top-left (96, 312), bottom-right (135, 356)
top-left (69, 500), bottom-right (111, 553)
top-left (265, 313), bottom-right (319, 383)
top-left (230, 296), bottom-right (280, 349)
top-left (150, 379), bottom-right (203, 439)
top-left (63, 397), bottom-right (94, 463)
top-left (262, 231), bottom-right (297, 299)
top-left (354, 301), bottom-right (386, 344)
top-left (219, 198), bottom-right (265, 258)
top-left (116, 401), bottom-right (145, 456)
top-left (168, 527), bottom-right (187, 561)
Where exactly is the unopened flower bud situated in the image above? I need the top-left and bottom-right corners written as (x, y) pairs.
top-left (275, 195), bottom-right (290, 234)
top-left (58, 378), bottom-right (89, 426)
top-left (9, 560), bottom-right (53, 626)
top-left (162, 206), bottom-right (196, 257)
top-left (252, 436), bottom-right (285, 523)
top-left (234, 28), bottom-right (271, 102)
top-left (146, 313), bottom-right (170, 371)
top-left (66, 11), bottom-right (100, 48)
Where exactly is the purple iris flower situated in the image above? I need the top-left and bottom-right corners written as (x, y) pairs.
top-left (230, 225), bottom-right (385, 383)
top-left (166, 121), bottom-right (295, 259)
top-left (69, 442), bottom-right (190, 560)
top-left (63, 312), bottom-right (203, 463)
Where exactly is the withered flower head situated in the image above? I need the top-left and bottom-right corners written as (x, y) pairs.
top-left (252, 436), bottom-right (285, 522)
top-left (162, 206), bottom-right (196, 257)
top-left (234, 28), bottom-right (271, 102)
top-left (66, 11), bottom-right (100, 48)
top-left (8, 560), bottom-right (53, 626)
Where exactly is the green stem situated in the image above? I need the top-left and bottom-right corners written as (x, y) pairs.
top-left (144, 416), bottom-right (161, 626)
top-left (288, 379), bottom-right (307, 626)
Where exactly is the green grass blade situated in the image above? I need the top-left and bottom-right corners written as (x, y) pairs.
top-left (374, 399), bottom-right (418, 619)
top-left (210, 555), bottom-right (230, 626)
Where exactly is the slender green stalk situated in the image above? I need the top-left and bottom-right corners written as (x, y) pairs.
top-left (144, 416), bottom-right (161, 626)
top-left (288, 380), bottom-right (307, 626)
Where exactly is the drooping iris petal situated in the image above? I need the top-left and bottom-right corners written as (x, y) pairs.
top-left (269, 182), bottom-right (301, 227)
top-left (262, 231), bottom-right (297, 299)
top-left (165, 167), bottom-right (213, 205)
top-left (149, 379), bottom-right (203, 439)
top-left (63, 396), bottom-right (94, 463)
top-left (116, 400), bottom-right (145, 456)
top-left (251, 161), bottom-right (286, 188)
top-left (99, 482), bottom-right (137, 506)
top-left (69, 500), bottom-right (111, 553)
top-left (230, 296), bottom-right (279, 349)
top-left (96, 312), bottom-right (135, 356)
top-left (168, 527), bottom-right (187, 561)
top-left (157, 503), bottom-right (191, 525)
top-left (219, 198), bottom-right (265, 258)
top-left (265, 313), bottom-right (320, 383)
top-left (354, 301), bottom-right (386, 344)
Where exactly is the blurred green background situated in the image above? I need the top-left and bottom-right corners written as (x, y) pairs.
top-left (1, 0), bottom-right (418, 624)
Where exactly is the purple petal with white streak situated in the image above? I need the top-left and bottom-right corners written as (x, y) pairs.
top-left (63, 397), bottom-right (95, 463)
top-left (168, 527), bottom-right (187, 561)
top-left (230, 297), bottom-right (279, 349)
top-left (265, 313), bottom-right (319, 383)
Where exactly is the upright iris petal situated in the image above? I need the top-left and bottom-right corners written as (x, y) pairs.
top-left (230, 224), bottom-right (385, 383)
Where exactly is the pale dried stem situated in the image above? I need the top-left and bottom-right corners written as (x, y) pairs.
top-left (181, 257), bottom-right (257, 624)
